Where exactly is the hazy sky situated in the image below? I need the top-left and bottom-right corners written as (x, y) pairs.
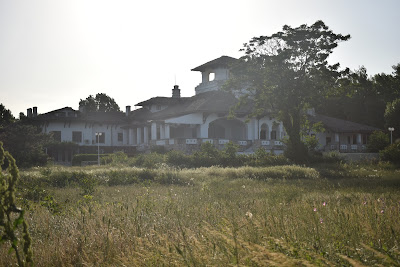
top-left (1, 0), bottom-right (399, 117)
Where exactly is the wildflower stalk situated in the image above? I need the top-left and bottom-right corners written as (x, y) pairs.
top-left (0, 142), bottom-right (33, 266)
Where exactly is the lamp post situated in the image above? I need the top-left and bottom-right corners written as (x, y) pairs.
top-left (388, 127), bottom-right (394, 145)
top-left (96, 132), bottom-right (103, 166)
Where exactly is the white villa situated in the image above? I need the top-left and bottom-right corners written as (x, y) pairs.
top-left (29, 56), bottom-right (380, 164)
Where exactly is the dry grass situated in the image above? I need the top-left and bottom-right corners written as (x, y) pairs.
top-left (1, 164), bottom-right (399, 266)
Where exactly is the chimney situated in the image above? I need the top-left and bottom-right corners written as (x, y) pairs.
top-left (126, 105), bottom-right (131, 116)
top-left (172, 85), bottom-right (181, 98)
top-left (33, 106), bottom-right (37, 117)
top-left (27, 108), bottom-right (32, 118)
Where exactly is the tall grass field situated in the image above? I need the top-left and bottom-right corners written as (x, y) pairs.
top-left (1, 163), bottom-right (400, 266)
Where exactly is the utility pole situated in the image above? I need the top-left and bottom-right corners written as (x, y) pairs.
top-left (388, 127), bottom-right (394, 145)
top-left (96, 132), bottom-right (103, 166)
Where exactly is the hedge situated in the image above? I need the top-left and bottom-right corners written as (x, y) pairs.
top-left (72, 154), bottom-right (111, 166)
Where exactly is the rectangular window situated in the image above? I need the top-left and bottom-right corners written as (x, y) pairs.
top-left (326, 137), bottom-right (331, 144)
top-left (72, 131), bottom-right (82, 143)
top-left (347, 136), bottom-right (351, 144)
top-left (362, 134), bottom-right (367, 145)
top-left (50, 131), bottom-right (61, 142)
top-left (96, 132), bottom-right (105, 144)
top-left (353, 135), bottom-right (357, 144)
top-left (118, 132), bottom-right (123, 142)
top-left (270, 131), bottom-right (277, 140)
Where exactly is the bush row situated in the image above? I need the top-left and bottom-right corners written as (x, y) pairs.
top-left (71, 154), bottom-right (112, 166)
top-left (110, 142), bottom-right (291, 168)
top-left (20, 168), bottom-right (191, 189)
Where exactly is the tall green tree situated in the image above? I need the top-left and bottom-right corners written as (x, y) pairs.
top-left (0, 104), bottom-right (15, 127)
top-left (318, 67), bottom-right (386, 129)
top-left (227, 20), bottom-right (350, 162)
top-left (374, 63), bottom-right (400, 103)
top-left (0, 123), bottom-right (50, 167)
top-left (384, 98), bottom-right (400, 140)
top-left (79, 93), bottom-right (120, 112)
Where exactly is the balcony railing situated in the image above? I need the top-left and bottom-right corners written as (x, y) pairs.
top-left (326, 143), bottom-right (367, 153)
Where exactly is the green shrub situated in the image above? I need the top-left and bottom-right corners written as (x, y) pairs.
top-left (367, 131), bottom-right (390, 152)
top-left (247, 148), bottom-right (290, 166)
top-left (191, 142), bottom-right (222, 167)
top-left (380, 142), bottom-right (400, 164)
top-left (45, 171), bottom-right (76, 187)
top-left (247, 165), bottom-right (320, 180)
top-left (78, 174), bottom-right (97, 196)
top-left (72, 154), bottom-right (111, 166)
top-left (220, 142), bottom-right (242, 167)
top-left (101, 151), bottom-right (129, 165)
top-left (150, 145), bottom-right (167, 154)
top-left (154, 171), bottom-right (184, 185)
top-left (322, 151), bottom-right (345, 163)
top-left (106, 170), bottom-right (139, 186)
top-left (133, 153), bottom-right (165, 169)
top-left (166, 150), bottom-right (191, 168)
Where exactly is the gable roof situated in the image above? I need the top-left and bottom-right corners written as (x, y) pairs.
top-left (146, 91), bottom-right (250, 121)
top-left (40, 107), bottom-right (76, 116)
top-left (309, 114), bottom-right (381, 133)
top-left (35, 107), bottom-right (126, 123)
top-left (135, 97), bottom-right (188, 107)
top-left (191, 56), bottom-right (237, 72)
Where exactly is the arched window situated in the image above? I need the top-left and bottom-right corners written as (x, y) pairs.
top-left (260, 123), bottom-right (269, 140)
top-left (271, 123), bottom-right (279, 140)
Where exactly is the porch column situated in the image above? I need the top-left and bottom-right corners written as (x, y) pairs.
top-left (132, 128), bottom-right (137, 145)
top-left (165, 124), bottom-right (170, 139)
top-left (151, 122), bottom-right (157, 140)
top-left (123, 129), bottom-right (129, 145)
top-left (357, 133), bottom-right (362, 144)
top-left (160, 124), bottom-right (165, 139)
top-left (247, 122), bottom-right (254, 141)
top-left (143, 126), bottom-right (149, 144)
top-left (137, 128), bottom-right (142, 144)
top-left (268, 122), bottom-right (272, 140)
top-left (254, 120), bottom-right (259, 140)
top-left (278, 124), bottom-right (283, 139)
top-left (128, 129), bottom-right (134, 145)
top-left (200, 123), bottom-right (208, 138)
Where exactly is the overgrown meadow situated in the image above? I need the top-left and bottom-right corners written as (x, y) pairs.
top-left (1, 158), bottom-right (399, 266)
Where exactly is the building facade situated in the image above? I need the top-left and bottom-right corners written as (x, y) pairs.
top-left (30, 56), bottom-right (380, 164)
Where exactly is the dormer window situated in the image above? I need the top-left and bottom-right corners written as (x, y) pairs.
top-left (156, 105), bottom-right (161, 110)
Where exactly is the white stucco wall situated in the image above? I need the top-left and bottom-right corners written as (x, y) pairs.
top-left (165, 113), bottom-right (203, 124)
top-left (43, 121), bottom-right (124, 146)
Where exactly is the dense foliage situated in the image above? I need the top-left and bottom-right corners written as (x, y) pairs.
top-left (367, 131), bottom-right (390, 152)
top-left (79, 93), bottom-right (120, 112)
top-left (72, 153), bottom-right (113, 166)
top-left (0, 104), bottom-right (15, 127)
top-left (0, 123), bottom-right (50, 168)
top-left (319, 64), bottom-right (400, 130)
top-left (384, 98), bottom-right (400, 140)
top-left (380, 142), bottom-right (400, 164)
top-left (227, 20), bottom-right (350, 163)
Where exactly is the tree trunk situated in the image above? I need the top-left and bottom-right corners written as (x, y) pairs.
top-left (281, 110), bottom-right (308, 163)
